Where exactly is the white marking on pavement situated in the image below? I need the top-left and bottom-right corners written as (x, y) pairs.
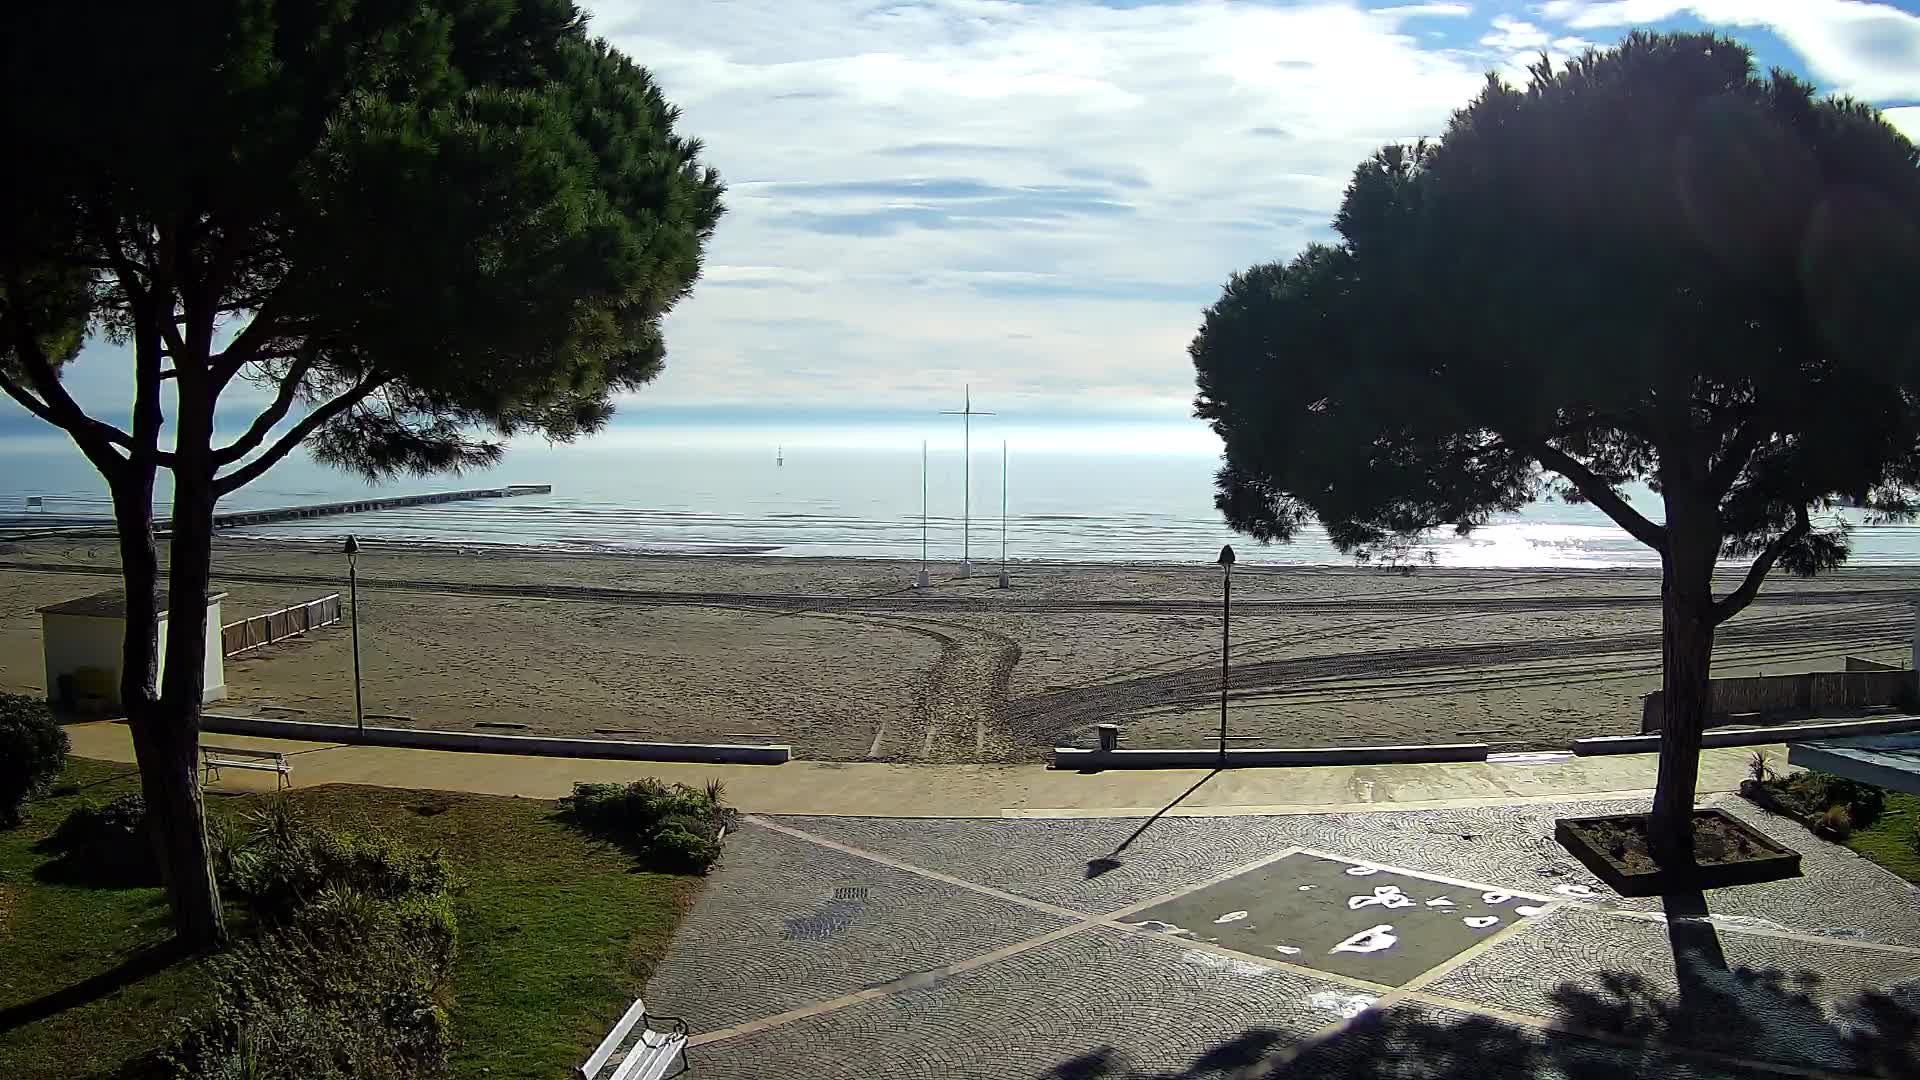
top-left (1331, 924), bottom-right (1398, 954)
top-left (1127, 920), bottom-right (1191, 937)
top-left (1307, 991), bottom-right (1380, 1018)
top-left (1183, 949), bottom-right (1276, 977)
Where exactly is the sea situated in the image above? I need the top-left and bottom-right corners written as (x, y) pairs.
top-left (5, 414), bottom-right (1920, 568)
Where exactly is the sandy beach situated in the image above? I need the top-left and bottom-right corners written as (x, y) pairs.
top-left (2, 536), bottom-right (1915, 762)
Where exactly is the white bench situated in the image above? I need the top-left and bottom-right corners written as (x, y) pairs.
top-left (199, 744), bottom-right (291, 791)
top-left (578, 996), bottom-right (688, 1080)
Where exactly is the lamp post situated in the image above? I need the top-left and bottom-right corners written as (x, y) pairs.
top-left (1218, 544), bottom-right (1235, 766)
top-left (344, 535), bottom-right (364, 736)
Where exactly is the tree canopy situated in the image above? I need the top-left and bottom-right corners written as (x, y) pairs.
top-left (1196, 32), bottom-right (1920, 591)
top-left (1191, 31), bottom-right (1920, 858)
top-left (0, 0), bottom-right (723, 946)
top-left (2, 0), bottom-right (723, 484)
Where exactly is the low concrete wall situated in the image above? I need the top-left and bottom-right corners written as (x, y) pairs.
top-left (1052, 743), bottom-right (1489, 770)
top-left (1640, 670), bottom-right (1916, 733)
top-left (202, 714), bottom-right (790, 765)
top-left (1846, 656), bottom-right (1904, 673)
top-left (1574, 714), bottom-right (1920, 756)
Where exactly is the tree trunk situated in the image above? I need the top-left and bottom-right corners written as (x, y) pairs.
top-left (112, 464), bottom-right (224, 947)
top-left (1649, 515), bottom-right (1719, 866)
top-left (152, 396), bottom-right (226, 949)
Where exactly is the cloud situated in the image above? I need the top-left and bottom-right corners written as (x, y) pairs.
top-left (1369, 3), bottom-right (1475, 15)
top-left (586, 0), bottom-right (1494, 411)
top-left (1537, 1), bottom-right (1920, 100)
top-left (1886, 106), bottom-right (1920, 142)
top-left (1482, 15), bottom-right (1553, 50)
top-left (12, 0), bottom-right (1914, 426)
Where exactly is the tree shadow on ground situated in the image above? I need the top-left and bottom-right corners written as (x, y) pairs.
top-left (0, 939), bottom-right (186, 1034)
top-left (1039, 892), bottom-right (1920, 1079)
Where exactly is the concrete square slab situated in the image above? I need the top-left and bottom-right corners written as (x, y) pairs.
top-left (644, 822), bottom-right (1076, 1032)
top-left (684, 925), bottom-right (1364, 1080)
top-left (1127, 852), bottom-right (1553, 987)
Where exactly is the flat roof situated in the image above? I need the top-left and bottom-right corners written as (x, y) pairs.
top-left (38, 589), bottom-right (230, 619)
top-left (1788, 733), bottom-right (1920, 796)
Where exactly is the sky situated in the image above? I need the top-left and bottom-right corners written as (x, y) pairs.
top-left (11, 0), bottom-right (1920, 440)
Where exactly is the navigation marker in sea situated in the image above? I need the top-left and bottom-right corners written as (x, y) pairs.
top-left (941, 385), bottom-right (995, 578)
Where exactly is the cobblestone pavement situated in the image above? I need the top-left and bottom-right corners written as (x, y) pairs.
top-left (646, 795), bottom-right (1920, 1079)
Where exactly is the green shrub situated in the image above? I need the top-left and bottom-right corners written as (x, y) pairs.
top-left (132, 813), bottom-right (459, 1080)
top-left (144, 906), bottom-right (454, 1080)
top-left (39, 793), bottom-right (158, 885)
top-left (221, 802), bottom-right (454, 923)
top-left (1817, 804), bottom-right (1854, 841)
top-left (559, 778), bottom-right (733, 874)
top-left (0, 692), bottom-right (68, 826)
top-left (1765, 770), bottom-right (1888, 831)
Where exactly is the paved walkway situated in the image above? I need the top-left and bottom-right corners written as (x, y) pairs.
top-left (66, 720), bottom-right (1768, 817)
top-left (67, 721), bottom-right (1920, 1074)
top-left (648, 796), bottom-right (1920, 1079)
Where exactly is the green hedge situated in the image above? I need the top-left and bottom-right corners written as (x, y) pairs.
top-left (559, 779), bottom-right (733, 874)
top-left (129, 805), bottom-right (459, 1080)
top-left (0, 693), bottom-right (68, 827)
top-left (40, 793), bottom-right (158, 886)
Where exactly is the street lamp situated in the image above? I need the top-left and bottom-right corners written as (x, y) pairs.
top-left (1218, 544), bottom-right (1235, 766)
top-left (344, 535), bottom-right (364, 736)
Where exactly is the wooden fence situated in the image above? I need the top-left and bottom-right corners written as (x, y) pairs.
top-left (221, 594), bottom-right (343, 658)
top-left (1641, 669), bottom-right (1917, 733)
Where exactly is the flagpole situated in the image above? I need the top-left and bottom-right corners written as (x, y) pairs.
top-left (997, 439), bottom-right (1010, 589)
top-left (916, 439), bottom-right (930, 590)
top-left (940, 386), bottom-right (993, 579)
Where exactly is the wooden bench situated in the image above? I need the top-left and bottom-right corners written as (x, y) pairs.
top-left (199, 744), bottom-right (291, 791)
top-left (577, 996), bottom-right (688, 1080)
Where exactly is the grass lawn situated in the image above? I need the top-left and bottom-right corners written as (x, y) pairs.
top-left (0, 758), bottom-right (701, 1079)
top-left (1848, 789), bottom-right (1920, 884)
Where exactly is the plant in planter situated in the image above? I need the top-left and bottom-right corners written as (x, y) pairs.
top-left (1743, 767), bottom-right (1888, 845)
top-left (1556, 809), bottom-right (1801, 896)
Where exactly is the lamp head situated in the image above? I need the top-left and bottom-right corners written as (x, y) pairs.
top-left (1217, 544), bottom-right (1236, 567)
top-left (343, 535), bottom-right (359, 556)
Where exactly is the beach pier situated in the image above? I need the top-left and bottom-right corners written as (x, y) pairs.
top-left (213, 485), bottom-right (551, 530)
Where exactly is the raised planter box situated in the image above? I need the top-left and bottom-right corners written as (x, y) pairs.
top-left (1554, 808), bottom-right (1801, 896)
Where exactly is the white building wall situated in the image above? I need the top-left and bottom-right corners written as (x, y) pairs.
top-left (42, 602), bottom-right (228, 709)
top-left (41, 613), bottom-right (133, 705)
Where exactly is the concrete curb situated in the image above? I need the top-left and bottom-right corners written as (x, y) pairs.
top-left (202, 713), bottom-right (791, 765)
top-left (1571, 714), bottom-right (1920, 756)
top-left (1050, 743), bottom-right (1490, 770)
